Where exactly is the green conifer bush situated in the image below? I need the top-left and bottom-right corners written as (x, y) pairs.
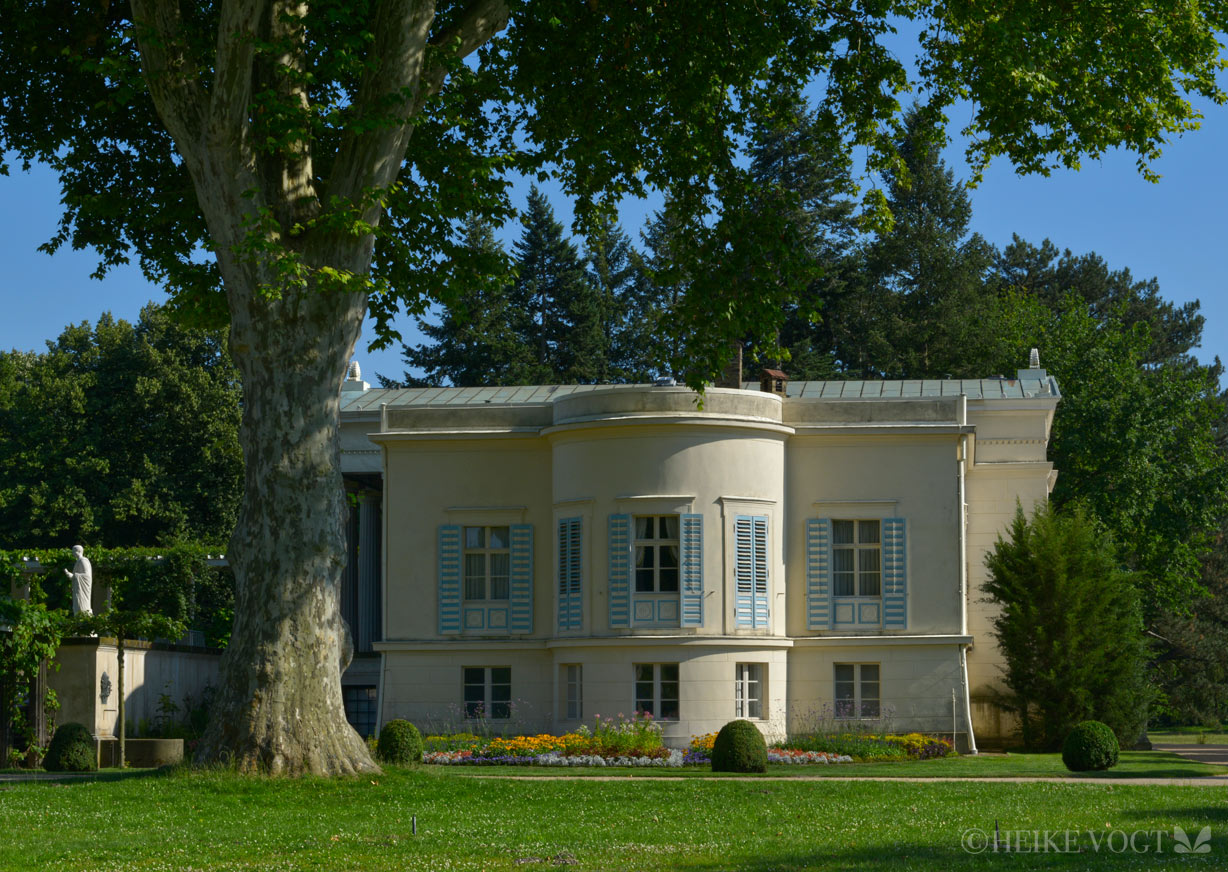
top-left (1062, 720), bottom-right (1120, 771)
top-left (711, 719), bottom-right (768, 773)
top-left (43, 722), bottom-right (97, 772)
top-left (377, 719), bottom-right (423, 765)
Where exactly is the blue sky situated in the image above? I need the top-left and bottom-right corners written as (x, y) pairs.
top-left (3, 102), bottom-right (1226, 387)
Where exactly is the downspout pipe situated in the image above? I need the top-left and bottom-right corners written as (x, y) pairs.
top-left (958, 433), bottom-right (978, 754)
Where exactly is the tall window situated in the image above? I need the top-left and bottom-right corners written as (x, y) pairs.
top-left (342, 686), bottom-right (378, 738)
top-left (463, 666), bottom-right (511, 719)
top-left (834, 663), bottom-right (880, 719)
top-left (833, 520), bottom-right (881, 597)
top-left (635, 516), bottom-right (679, 593)
top-left (562, 663), bottom-right (582, 720)
top-left (464, 526), bottom-right (510, 602)
top-left (735, 663), bottom-right (764, 719)
top-left (634, 663), bottom-right (679, 719)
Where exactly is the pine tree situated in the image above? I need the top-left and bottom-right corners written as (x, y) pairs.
top-left (584, 213), bottom-right (638, 383)
top-left (984, 502), bottom-right (1153, 750)
top-left (991, 236), bottom-right (1205, 364)
top-left (398, 217), bottom-right (525, 386)
top-left (837, 107), bottom-right (996, 378)
top-left (618, 206), bottom-right (688, 382)
top-left (748, 94), bottom-right (858, 380)
top-left (509, 187), bottom-right (604, 383)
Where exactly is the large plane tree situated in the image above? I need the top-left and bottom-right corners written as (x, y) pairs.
top-left (1, 0), bottom-right (1224, 774)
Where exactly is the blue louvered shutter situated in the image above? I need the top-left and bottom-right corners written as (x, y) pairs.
top-left (752, 516), bottom-right (769, 627)
top-left (734, 515), bottom-right (769, 628)
top-left (557, 517), bottom-right (582, 631)
top-left (882, 517), bottom-right (907, 629)
top-left (438, 525), bottom-right (462, 634)
top-left (608, 514), bottom-right (631, 628)
top-left (806, 519), bottom-right (832, 630)
top-left (679, 513), bottom-right (704, 627)
top-left (509, 524), bottom-right (534, 634)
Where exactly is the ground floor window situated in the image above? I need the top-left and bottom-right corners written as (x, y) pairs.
top-left (634, 663), bottom-right (679, 720)
top-left (735, 663), bottom-right (765, 719)
top-left (464, 666), bottom-right (511, 719)
top-left (834, 663), bottom-right (880, 718)
top-left (562, 663), bottom-right (583, 720)
top-left (342, 686), bottom-right (378, 738)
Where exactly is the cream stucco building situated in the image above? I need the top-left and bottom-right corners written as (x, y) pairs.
top-left (338, 362), bottom-right (1058, 750)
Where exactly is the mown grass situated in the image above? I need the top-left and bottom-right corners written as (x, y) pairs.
top-left (446, 750), bottom-right (1221, 779)
top-left (0, 763), bottom-right (1224, 871)
top-left (1151, 729), bottom-right (1228, 746)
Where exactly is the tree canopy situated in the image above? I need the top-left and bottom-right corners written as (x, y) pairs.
top-left (0, 304), bottom-right (242, 549)
top-left (2, 0), bottom-right (1226, 774)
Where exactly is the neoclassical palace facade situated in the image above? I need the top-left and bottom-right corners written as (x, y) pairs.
top-left (338, 361), bottom-right (1058, 749)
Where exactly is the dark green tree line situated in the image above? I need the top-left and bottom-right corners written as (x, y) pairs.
top-left (0, 304), bottom-right (243, 548)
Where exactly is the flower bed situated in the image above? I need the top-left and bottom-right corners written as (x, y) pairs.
top-left (424, 749), bottom-right (687, 767)
top-left (775, 731), bottom-right (955, 762)
top-left (418, 719), bottom-right (856, 768)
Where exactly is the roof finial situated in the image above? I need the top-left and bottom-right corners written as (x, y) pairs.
top-left (342, 359), bottom-right (369, 393)
top-left (1029, 348), bottom-right (1040, 369)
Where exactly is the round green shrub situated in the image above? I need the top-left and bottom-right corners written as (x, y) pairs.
top-left (44, 722), bottom-right (97, 772)
top-left (1062, 720), bottom-right (1120, 772)
top-left (377, 719), bottom-right (423, 765)
top-left (711, 719), bottom-right (768, 773)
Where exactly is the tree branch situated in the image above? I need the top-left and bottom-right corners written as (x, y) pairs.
top-left (329, 0), bottom-right (509, 207)
top-left (208, 0), bottom-right (263, 176)
top-left (419, 0), bottom-right (510, 101)
top-left (327, 0), bottom-right (437, 205)
top-left (130, 0), bottom-right (210, 170)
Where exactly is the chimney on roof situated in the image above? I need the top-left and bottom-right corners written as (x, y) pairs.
top-left (718, 341), bottom-right (743, 389)
top-left (341, 359), bottom-right (369, 393)
top-left (760, 368), bottom-right (788, 397)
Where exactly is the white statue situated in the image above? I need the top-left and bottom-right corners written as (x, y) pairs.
top-left (64, 545), bottom-right (92, 615)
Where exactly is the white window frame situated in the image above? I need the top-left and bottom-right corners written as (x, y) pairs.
top-left (561, 663), bottom-right (582, 720)
top-left (834, 662), bottom-right (880, 719)
top-left (463, 666), bottom-right (512, 720)
top-left (734, 663), bottom-right (765, 719)
top-left (634, 662), bottom-right (679, 720)
top-left (832, 519), bottom-right (881, 598)
top-left (463, 525), bottom-right (511, 603)
top-left (633, 515), bottom-right (680, 594)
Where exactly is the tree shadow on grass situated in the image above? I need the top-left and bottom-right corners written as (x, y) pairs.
top-left (0, 765), bottom-right (182, 786)
top-left (677, 843), bottom-right (1124, 871)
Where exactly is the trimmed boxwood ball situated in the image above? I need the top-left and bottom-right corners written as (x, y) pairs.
top-left (711, 719), bottom-right (768, 773)
top-left (1062, 720), bottom-right (1120, 772)
top-left (43, 722), bottom-right (97, 772)
top-left (377, 719), bottom-right (423, 765)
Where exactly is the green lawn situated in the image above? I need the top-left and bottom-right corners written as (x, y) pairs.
top-left (1151, 729), bottom-right (1228, 746)
top-left (0, 763), bottom-right (1224, 871)
top-left (446, 750), bottom-right (1219, 780)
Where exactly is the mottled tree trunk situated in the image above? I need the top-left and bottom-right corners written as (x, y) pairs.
top-left (129, 0), bottom-right (505, 776)
top-left (195, 270), bottom-right (378, 775)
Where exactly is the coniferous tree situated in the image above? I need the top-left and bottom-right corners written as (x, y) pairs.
top-left (835, 107), bottom-right (996, 378)
top-left (583, 213), bottom-right (638, 383)
top-left (398, 217), bottom-right (524, 386)
top-left (509, 187), bottom-right (604, 384)
top-left (747, 94), bottom-right (859, 380)
top-left (1154, 524), bottom-right (1228, 727)
top-left (984, 502), bottom-right (1152, 750)
top-left (991, 236), bottom-right (1205, 365)
top-left (618, 205), bottom-right (690, 382)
